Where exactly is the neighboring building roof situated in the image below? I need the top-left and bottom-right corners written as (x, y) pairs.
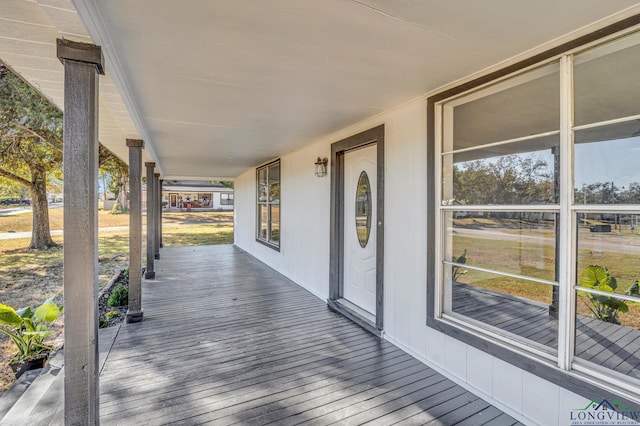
top-left (143, 181), bottom-right (232, 192)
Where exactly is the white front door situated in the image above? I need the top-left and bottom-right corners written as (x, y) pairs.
top-left (343, 144), bottom-right (377, 314)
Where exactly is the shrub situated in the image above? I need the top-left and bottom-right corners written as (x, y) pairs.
top-left (98, 316), bottom-right (110, 329)
top-left (107, 284), bottom-right (128, 307)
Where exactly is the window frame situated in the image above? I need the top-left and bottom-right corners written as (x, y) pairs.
top-left (256, 159), bottom-right (281, 251)
top-left (427, 15), bottom-right (640, 407)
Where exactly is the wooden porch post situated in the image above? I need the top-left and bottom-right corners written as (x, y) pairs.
top-left (126, 139), bottom-right (144, 323)
top-left (57, 38), bottom-right (104, 426)
top-left (145, 162), bottom-right (156, 279)
top-left (154, 173), bottom-right (160, 259)
top-left (159, 178), bottom-right (163, 248)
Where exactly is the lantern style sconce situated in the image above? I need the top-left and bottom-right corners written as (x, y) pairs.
top-left (314, 157), bottom-right (328, 177)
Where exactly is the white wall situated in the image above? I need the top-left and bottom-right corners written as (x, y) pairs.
top-left (235, 140), bottom-right (331, 300)
top-left (234, 96), bottom-right (593, 425)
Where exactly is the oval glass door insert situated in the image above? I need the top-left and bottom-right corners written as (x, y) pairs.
top-left (355, 171), bottom-right (372, 248)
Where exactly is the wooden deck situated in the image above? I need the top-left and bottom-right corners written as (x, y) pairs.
top-left (453, 283), bottom-right (640, 379)
top-left (96, 245), bottom-right (520, 425)
top-left (5, 245), bottom-right (524, 425)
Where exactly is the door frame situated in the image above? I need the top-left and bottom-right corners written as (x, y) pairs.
top-left (329, 125), bottom-right (385, 336)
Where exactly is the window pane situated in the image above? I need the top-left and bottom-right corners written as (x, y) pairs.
top-left (576, 212), bottom-right (640, 296)
top-left (269, 204), bottom-right (280, 244)
top-left (269, 181), bottom-right (280, 203)
top-left (449, 269), bottom-right (557, 350)
top-left (574, 126), bottom-right (640, 205)
top-left (258, 168), bottom-right (268, 202)
top-left (258, 204), bottom-right (267, 240)
top-left (269, 163), bottom-right (280, 182)
top-left (443, 135), bottom-right (558, 205)
top-left (268, 163), bottom-right (280, 203)
top-left (575, 215), bottom-right (640, 378)
top-left (575, 291), bottom-right (640, 380)
top-left (450, 62), bottom-right (559, 151)
top-left (444, 211), bottom-right (556, 281)
top-left (575, 31), bottom-right (640, 126)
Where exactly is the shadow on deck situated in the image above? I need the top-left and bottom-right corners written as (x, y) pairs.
top-left (7, 245), bottom-right (523, 425)
top-left (453, 283), bottom-right (640, 379)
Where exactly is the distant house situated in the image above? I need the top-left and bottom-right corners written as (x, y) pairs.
top-left (142, 181), bottom-right (233, 211)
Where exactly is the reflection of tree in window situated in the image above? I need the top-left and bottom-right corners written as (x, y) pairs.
top-left (452, 154), bottom-right (554, 205)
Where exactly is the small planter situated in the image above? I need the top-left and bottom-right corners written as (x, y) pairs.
top-left (10, 354), bottom-right (49, 379)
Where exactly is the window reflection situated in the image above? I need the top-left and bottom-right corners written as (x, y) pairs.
top-left (575, 31), bottom-right (640, 126)
top-left (451, 62), bottom-right (559, 151)
top-left (444, 136), bottom-right (558, 205)
top-left (574, 213), bottom-right (640, 378)
top-left (444, 211), bottom-right (557, 282)
top-left (574, 128), bottom-right (640, 205)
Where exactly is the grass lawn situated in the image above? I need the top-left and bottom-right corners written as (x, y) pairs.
top-left (0, 210), bottom-right (233, 391)
top-left (0, 208), bottom-right (233, 233)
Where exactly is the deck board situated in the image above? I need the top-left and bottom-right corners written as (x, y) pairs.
top-left (98, 245), bottom-right (520, 425)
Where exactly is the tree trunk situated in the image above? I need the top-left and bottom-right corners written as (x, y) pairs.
top-left (29, 167), bottom-right (56, 249)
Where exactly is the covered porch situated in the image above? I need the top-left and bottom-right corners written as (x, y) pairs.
top-left (6, 245), bottom-right (521, 425)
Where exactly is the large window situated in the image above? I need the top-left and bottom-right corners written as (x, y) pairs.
top-left (433, 27), bottom-right (640, 397)
top-left (256, 160), bottom-right (280, 249)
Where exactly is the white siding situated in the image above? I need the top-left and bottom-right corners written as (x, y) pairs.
top-left (234, 98), bottom-right (590, 426)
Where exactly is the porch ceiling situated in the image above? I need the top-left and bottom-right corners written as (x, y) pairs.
top-left (2, 1), bottom-right (640, 179)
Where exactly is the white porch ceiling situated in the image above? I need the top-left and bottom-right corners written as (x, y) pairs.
top-left (2, 0), bottom-right (640, 179)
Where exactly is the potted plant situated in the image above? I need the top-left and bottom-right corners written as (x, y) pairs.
top-left (0, 296), bottom-right (62, 378)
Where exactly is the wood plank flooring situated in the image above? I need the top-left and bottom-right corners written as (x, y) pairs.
top-left (99, 245), bottom-right (521, 425)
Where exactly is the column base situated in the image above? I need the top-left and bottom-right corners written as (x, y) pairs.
top-left (154, 253), bottom-right (160, 259)
top-left (144, 270), bottom-right (155, 279)
top-left (125, 310), bottom-right (143, 323)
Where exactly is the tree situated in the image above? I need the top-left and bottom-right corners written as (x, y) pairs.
top-left (0, 64), bottom-right (62, 249)
top-left (217, 181), bottom-right (234, 189)
top-left (0, 65), bottom-right (130, 247)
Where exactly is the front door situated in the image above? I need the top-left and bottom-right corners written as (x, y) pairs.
top-left (170, 193), bottom-right (177, 208)
top-left (343, 144), bottom-right (377, 314)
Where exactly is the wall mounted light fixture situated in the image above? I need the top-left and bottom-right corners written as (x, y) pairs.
top-left (314, 157), bottom-right (328, 177)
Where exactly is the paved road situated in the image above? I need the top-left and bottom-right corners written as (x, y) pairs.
top-left (454, 226), bottom-right (640, 254)
top-left (0, 203), bottom-right (63, 217)
top-left (0, 226), bottom-right (130, 241)
top-left (0, 221), bottom-right (232, 241)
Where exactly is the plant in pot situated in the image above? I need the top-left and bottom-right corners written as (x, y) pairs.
top-left (0, 296), bottom-right (62, 378)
